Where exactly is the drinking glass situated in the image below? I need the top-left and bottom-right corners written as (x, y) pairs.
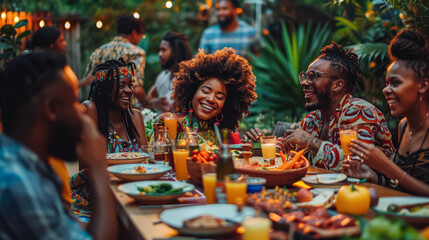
top-left (173, 139), bottom-right (189, 180)
top-left (164, 113), bottom-right (177, 140)
top-left (201, 164), bottom-right (217, 204)
top-left (339, 125), bottom-right (358, 161)
top-left (225, 174), bottom-right (247, 204)
top-left (140, 145), bottom-right (151, 164)
top-left (242, 217), bottom-right (271, 240)
top-left (260, 136), bottom-right (276, 163)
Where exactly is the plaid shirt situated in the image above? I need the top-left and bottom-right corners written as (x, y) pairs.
top-left (279, 94), bottom-right (396, 171)
top-left (199, 20), bottom-right (257, 56)
top-left (0, 135), bottom-right (92, 240)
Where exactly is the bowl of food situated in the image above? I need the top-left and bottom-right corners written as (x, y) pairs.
top-left (187, 148), bottom-right (217, 186)
top-left (106, 152), bottom-right (149, 165)
top-left (235, 151), bottom-right (309, 187)
top-left (107, 164), bottom-right (171, 181)
top-left (118, 180), bottom-right (195, 203)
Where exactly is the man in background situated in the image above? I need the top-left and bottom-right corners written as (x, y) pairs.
top-left (199, 0), bottom-right (257, 56)
top-left (147, 31), bottom-right (192, 113)
top-left (84, 15), bottom-right (148, 108)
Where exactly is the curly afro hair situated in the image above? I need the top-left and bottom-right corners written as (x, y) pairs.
top-left (317, 41), bottom-right (362, 94)
top-left (172, 48), bottom-right (257, 130)
top-left (389, 29), bottom-right (429, 80)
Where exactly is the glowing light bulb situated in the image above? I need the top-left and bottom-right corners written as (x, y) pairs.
top-left (1, 12), bottom-right (6, 19)
top-left (166, 1), bottom-right (173, 8)
top-left (96, 20), bottom-right (103, 29)
top-left (65, 21), bottom-right (71, 29)
top-left (39, 20), bottom-right (45, 28)
top-left (14, 16), bottom-right (19, 23)
top-left (133, 12), bottom-right (140, 19)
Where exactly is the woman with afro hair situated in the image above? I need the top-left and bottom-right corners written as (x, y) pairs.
top-left (159, 47), bottom-right (257, 145)
top-left (343, 29), bottom-right (429, 196)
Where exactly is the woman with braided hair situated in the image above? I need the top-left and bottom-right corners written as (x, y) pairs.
top-left (71, 58), bottom-right (147, 219)
top-left (342, 29), bottom-right (429, 196)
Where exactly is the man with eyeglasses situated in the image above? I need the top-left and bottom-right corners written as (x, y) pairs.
top-left (247, 42), bottom-right (395, 171)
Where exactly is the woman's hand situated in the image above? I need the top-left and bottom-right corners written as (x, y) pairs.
top-left (340, 158), bottom-right (377, 182)
top-left (349, 140), bottom-right (391, 172)
top-left (157, 112), bottom-right (185, 133)
top-left (246, 128), bottom-right (263, 142)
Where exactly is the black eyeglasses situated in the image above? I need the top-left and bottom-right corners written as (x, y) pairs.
top-left (299, 71), bottom-right (338, 84)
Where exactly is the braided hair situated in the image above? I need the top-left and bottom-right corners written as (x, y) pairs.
top-left (88, 58), bottom-right (140, 140)
top-left (317, 41), bottom-right (362, 94)
top-left (389, 29), bottom-right (429, 81)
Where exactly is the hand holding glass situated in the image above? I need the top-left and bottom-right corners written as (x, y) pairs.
top-left (339, 125), bottom-right (358, 160)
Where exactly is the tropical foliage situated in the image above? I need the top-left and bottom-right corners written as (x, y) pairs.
top-left (0, 20), bottom-right (31, 67)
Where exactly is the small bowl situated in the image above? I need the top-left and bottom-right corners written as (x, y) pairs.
top-left (247, 177), bottom-right (266, 193)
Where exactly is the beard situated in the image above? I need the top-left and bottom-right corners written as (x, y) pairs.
top-left (161, 56), bottom-right (175, 70)
top-left (48, 119), bottom-right (81, 162)
top-left (304, 86), bottom-right (332, 112)
top-left (218, 16), bottom-right (233, 29)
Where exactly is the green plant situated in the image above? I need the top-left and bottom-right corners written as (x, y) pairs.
top-left (247, 21), bottom-right (333, 125)
top-left (0, 20), bottom-right (31, 67)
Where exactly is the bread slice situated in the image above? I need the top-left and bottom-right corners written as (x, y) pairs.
top-left (317, 173), bottom-right (347, 184)
top-left (297, 191), bottom-right (336, 208)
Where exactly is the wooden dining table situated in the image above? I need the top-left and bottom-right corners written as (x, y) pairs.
top-left (111, 166), bottom-right (410, 240)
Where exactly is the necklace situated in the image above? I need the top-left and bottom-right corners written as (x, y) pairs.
top-left (407, 112), bottom-right (429, 155)
top-left (108, 122), bottom-right (139, 153)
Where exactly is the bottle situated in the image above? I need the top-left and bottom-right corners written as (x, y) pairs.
top-left (154, 126), bottom-right (172, 166)
top-left (215, 129), bottom-right (234, 203)
top-left (186, 130), bottom-right (199, 157)
top-left (148, 122), bottom-right (161, 163)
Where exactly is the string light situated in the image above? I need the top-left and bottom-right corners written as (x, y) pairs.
top-left (133, 12), bottom-right (140, 19)
top-left (65, 21), bottom-right (71, 29)
top-left (39, 20), bottom-right (45, 27)
top-left (1, 12), bottom-right (6, 19)
top-left (166, 1), bottom-right (173, 8)
top-left (14, 16), bottom-right (19, 23)
top-left (96, 20), bottom-right (103, 29)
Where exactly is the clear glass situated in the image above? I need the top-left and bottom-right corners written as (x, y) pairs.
top-left (140, 145), bottom-right (151, 164)
top-left (201, 164), bottom-right (217, 204)
top-left (225, 174), bottom-right (247, 204)
top-left (242, 217), bottom-right (271, 240)
top-left (185, 131), bottom-right (199, 157)
top-left (260, 136), bottom-right (276, 161)
top-left (154, 126), bottom-right (172, 166)
top-left (164, 113), bottom-right (177, 140)
top-left (173, 139), bottom-right (189, 181)
top-left (339, 125), bottom-right (358, 161)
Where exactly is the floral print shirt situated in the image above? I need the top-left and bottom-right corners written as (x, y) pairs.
top-left (290, 94), bottom-right (395, 171)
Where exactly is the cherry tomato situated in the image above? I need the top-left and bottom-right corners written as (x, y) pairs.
top-left (208, 156), bottom-right (214, 161)
top-left (192, 155), bottom-right (198, 161)
top-left (192, 149), bottom-right (199, 155)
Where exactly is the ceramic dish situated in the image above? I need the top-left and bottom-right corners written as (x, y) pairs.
top-left (118, 180), bottom-right (195, 203)
top-left (106, 152), bottom-right (149, 165)
top-left (301, 174), bottom-right (360, 189)
top-left (160, 204), bottom-right (255, 236)
top-left (107, 164), bottom-right (171, 181)
top-left (373, 196), bottom-right (429, 227)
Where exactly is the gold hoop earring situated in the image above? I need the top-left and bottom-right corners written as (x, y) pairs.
top-left (216, 113), bottom-right (223, 122)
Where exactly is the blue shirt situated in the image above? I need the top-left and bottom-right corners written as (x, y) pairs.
top-left (0, 135), bottom-right (92, 240)
top-left (199, 20), bottom-right (257, 56)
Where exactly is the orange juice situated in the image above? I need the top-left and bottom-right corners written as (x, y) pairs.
top-left (164, 118), bottom-right (177, 140)
top-left (225, 181), bottom-right (247, 204)
top-left (203, 173), bottom-right (217, 204)
top-left (173, 149), bottom-right (189, 180)
top-left (340, 130), bottom-right (357, 155)
top-left (242, 218), bottom-right (271, 240)
top-left (261, 143), bottom-right (276, 159)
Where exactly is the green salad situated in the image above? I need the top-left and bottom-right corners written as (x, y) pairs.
top-left (137, 183), bottom-right (185, 194)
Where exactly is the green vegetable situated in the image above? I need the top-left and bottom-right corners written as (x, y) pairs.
top-left (137, 183), bottom-right (186, 194)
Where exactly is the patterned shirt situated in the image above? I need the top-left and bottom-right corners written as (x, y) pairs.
top-left (199, 20), bottom-right (257, 56)
top-left (0, 135), bottom-right (92, 240)
top-left (286, 94), bottom-right (395, 171)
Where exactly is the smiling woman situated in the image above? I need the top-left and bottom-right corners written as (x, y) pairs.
top-left (160, 48), bottom-right (257, 145)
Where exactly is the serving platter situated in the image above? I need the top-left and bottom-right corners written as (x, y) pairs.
top-left (107, 164), bottom-right (171, 181)
top-left (106, 152), bottom-right (149, 165)
top-left (160, 204), bottom-right (255, 236)
top-left (373, 196), bottom-right (429, 227)
top-left (301, 173), bottom-right (360, 189)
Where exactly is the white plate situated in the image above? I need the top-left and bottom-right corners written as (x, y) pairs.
top-left (106, 152), bottom-right (149, 165)
top-left (160, 204), bottom-right (255, 236)
top-left (302, 174), bottom-right (359, 188)
top-left (107, 164), bottom-right (171, 181)
top-left (118, 180), bottom-right (194, 203)
top-left (374, 196), bottom-right (429, 227)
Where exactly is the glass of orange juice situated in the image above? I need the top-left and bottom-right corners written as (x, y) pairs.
top-left (164, 113), bottom-right (177, 140)
top-left (225, 174), bottom-right (247, 204)
top-left (173, 139), bottom-right (189, 181)
top-left (260, 136), bottom-right (276, 164)
top-left (339, 125), bottom-right (358, 160)
top-left (201, 164), bottom-right (217, 204)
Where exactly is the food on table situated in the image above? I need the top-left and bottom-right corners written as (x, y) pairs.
top-left (369, 187), bottom-right (379, 207)
top-left (275, 150), bottom-right (306, 170)
top-left (199, 141), bottom-right (219, 153)
top-left (295, 188), bottom-right (313, 203)
top-left (107, 152), bottom-right (145, 159)
top-left (191, 148), bottom-right (217, 164)
top-left (297, 191), bottom-right (335, 208)
top-left (398, 207), bottom-right (429, 216)
top-left (121, 166), bottom-right (159, 174)
top-left (247, 186), bottom-right (293, 213)
top-left (336, 184), bottom-right (370, 215)
top-left (360, 216), bottom-right (423, 240)
top-left (137, 183), bottom-right (185, 195)
top-left (317, 173), bottom-right (347, 184)
top-left (183, 214), bottom-right (229, 228)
